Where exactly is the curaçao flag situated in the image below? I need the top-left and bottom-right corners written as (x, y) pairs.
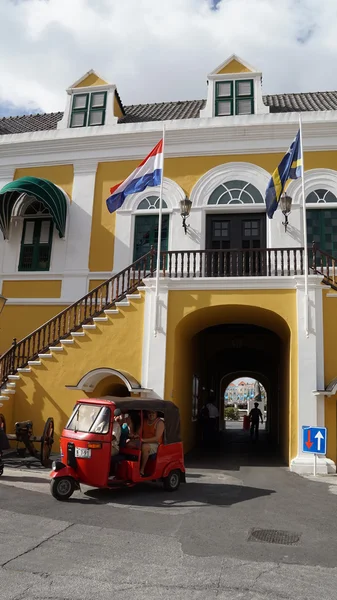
top-left (265, 130), bottom-right (302, 219)
top-left (106, 139), bottom-right (163, 213)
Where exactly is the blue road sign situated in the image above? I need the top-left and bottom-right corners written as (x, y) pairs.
top-left (302, 426), bottom-right (327, 454)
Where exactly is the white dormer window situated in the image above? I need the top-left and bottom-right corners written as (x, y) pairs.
top-left (57, 70), bottom-right (124, 130)
top-left (70, 91), bottom-right (107, 127)
top-left (200, 54), bottom-right (269, 119)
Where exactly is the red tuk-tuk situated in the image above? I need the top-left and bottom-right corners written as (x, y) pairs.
top-left (50, 397), bottom-right (185, 501)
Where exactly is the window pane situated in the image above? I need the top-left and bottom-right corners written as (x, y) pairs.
top-left (217, 82), bottom-right (232, 97)
top-left (71, 112), bottom-right (86, 127)
top-left (23, 221), bottom-right (34, 244)
top-left (89, 110), bottom-right (105, 126)
top-left (217, 100), bottom-right (232, 116)
top-left (40, 221), bottom-right (51, 244)
top-left (91, 93), bottom-right (105, 108)
top-left (37, 246), bottom-right (51, 270)
top-left (237, 99), bottom-right (253, 115)
top-left (73, 95), bottom-right (87, 110)
top-left (237, 81), bottom-right (252, 96)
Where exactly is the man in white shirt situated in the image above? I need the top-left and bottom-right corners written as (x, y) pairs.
top-left (206, 401), bottom-right (219, 419)
top-left (203, 400), bottom-right (219, 447)
top-left (111, 408), bottom-right (121, 456)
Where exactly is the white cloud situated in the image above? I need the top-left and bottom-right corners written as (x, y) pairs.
top-left (1, 0), bottom-right (337, 114)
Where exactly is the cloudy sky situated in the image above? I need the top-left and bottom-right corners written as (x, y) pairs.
top-left (1, 0), bottom-right (337, 117)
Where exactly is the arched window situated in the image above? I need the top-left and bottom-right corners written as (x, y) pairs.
top-left (19, 199), bottom-right (54, 272)
top-left (306, 188), bottom-right (337, 256)
top-left (208, 180), bottom-right (264, 205)
top-left (137, 195), bottom-right (168, 210)
top-left (306, 189), bottom-right (337, 204)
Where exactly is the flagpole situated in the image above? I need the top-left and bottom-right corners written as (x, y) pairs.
top-left (299, 114), bottom-right (309, 338)
top-left (154, 124), bottom-right (165, 337)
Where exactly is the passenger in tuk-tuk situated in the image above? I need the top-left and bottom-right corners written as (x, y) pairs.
top-left (111, 408), bottom-right (122, 457)
top-left (139, 411), bottom-right (164, 476)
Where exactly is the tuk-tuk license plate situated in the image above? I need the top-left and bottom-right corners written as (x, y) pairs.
top-left (75, 447), bottom-right (91, 459)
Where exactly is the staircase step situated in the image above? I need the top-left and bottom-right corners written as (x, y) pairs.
top-left (17, 367), bottom-right (31, 373)
top-left (7, 382), bottom-right (16, 388)
top-left (82, 324), bottom-right (97, 330)
top-left (126, 293), bottom-right (142, 300)
top-left (0, 396), bottom-right (10, 401)
top-left (93, 316), bottom-right (108, 322)
top-left (60, 339), bottom-right (74, 345)
top-left (116, 300), bottom-right (130, 307)
top-left (1, 388), bottom-right (15, 395)
top-left (104, 309), bottom-right (119, 315)
top-left (49, 346), bottom-right (64, 352)
top-left (71, 331), bottom-right (86, 337)
top-left (38, 353), bottom-right (53, 359)
top-left (28, 360), bottom-right (42, 366)
top-left (8, 375), bottom-right (20, 380)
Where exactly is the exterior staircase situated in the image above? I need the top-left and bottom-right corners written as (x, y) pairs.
top-left (0, 249), bottom-right (156, 407)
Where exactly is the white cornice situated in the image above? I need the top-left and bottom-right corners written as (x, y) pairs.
top-left (142, 274), bottom-right (323, 291)
top-left (1, 111), bottom-right (337, 167)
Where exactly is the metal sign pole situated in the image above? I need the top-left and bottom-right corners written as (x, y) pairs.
top-left (313, 453), bottom-right (317, 477)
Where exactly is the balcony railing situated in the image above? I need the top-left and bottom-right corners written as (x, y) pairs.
top-left (160, 247), bottom-right (305, 278)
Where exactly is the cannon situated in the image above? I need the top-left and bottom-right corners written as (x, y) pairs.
top-left (0, 414), bottom-right (54, 474)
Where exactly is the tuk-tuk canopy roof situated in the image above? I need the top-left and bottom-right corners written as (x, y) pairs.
top-left (80, 396), bottom-right (181, 444)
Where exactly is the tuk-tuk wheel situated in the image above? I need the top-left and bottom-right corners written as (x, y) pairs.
top-left (163, 469), bottom-right (181, 492)
top-left (50, 477), bottom-right (75, 501)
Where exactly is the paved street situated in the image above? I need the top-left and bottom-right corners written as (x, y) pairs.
top-left (1, 433), bottom-right (337, 600)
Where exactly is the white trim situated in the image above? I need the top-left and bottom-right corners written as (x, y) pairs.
top-left (288, 168), bottom-right (337, 205)
top-left (142, 274), bottom-right (323, 292)
top-left (65, 367), bottom-right (142, 393)
top-left (190, 162), bottom-right (270, 208)
top-left (5, 299), bottom-right (70, 305)
top-left (3, 113), bottom-right (337, 167)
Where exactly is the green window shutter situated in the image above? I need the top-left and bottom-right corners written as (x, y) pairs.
top-left (19, 219), bottom-right (53, 271)
top-left (215, 81), bottom-right (233, 116)
top-left (70, 93), bottom-right (89, 128)
top-left (88, 91), bottom-right (107, 126)
top-left (133, 215), bottom-right (169, 268)
top-left (307, 209), bottom-right (337, 255)
top-left (235, 80), bottom-right (254, 115)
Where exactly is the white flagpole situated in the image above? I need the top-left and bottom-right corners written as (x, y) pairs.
top-left (299, 114), bottom-right (309, 338)
top-left (154, 124), bottom-right (165, 337)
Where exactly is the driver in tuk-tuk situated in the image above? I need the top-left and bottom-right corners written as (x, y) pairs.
top-left (139, 411), bottom-right (164, 477)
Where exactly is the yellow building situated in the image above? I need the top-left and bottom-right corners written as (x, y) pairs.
top-left (1, 54), bottom-right (337, 473)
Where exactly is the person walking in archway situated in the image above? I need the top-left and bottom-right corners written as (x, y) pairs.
top-left (249, 402), bottom-right (263, 441)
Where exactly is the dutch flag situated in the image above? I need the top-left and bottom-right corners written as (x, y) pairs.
top-left (106, 139), bottom-right (164, 213)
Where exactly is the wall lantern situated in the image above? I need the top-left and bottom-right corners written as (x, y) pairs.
top-left (180, 197), bottom-right (192, 234)
top-left (280, 193), bottom-right (292, 232)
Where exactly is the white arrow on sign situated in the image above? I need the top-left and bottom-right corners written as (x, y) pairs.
top-left (315, 431), bottom-right (324, 452)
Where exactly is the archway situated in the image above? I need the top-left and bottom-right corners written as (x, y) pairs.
top-left (167, 304), bottom-right (293, 464)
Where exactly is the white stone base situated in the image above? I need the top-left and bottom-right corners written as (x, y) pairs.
top-left (290, 455), bottom-right (336, 475)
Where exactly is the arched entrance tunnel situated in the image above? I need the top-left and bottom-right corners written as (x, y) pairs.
top-left (168, 304), bottom-right (294, 465)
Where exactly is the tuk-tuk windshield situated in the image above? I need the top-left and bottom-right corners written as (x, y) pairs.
top-left (65, 404), bottom-right (111, 434)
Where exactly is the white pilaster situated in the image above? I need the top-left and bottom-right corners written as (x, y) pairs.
top-left (141, 282), bottom-right (168, 399)
top-left (290, 281), bottom-right (336, 474)
top-left (0, 167), bottom-right (15, 283)
top-left (62, 160), bottom-right (98, 301)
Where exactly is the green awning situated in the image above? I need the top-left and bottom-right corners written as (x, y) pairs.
top-left (0, 176), bottom-right (68, 239)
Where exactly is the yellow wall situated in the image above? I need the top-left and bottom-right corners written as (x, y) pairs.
top-left (74, 73), bottom-right (108, 88)
top-left (0, 305), bottom-right (64, 355)
top-left (14, 165), bottom-right (73, 200)
top-left (164, 289), bottom-right (298, 461)
top-left (114, 93), bottom-right (124, 119)
top-left (9, 297), bottom-right (145, 442)
top-left (88, 280), bottom-right (107, 292)
top-left (89, 152), bottom-right (337, 273)
top-left (323, 290), bottom-right (337, 463)
top-left (2, 281), bottom-right (62, 299)
top-left (216, 59), bottom-right (252, 74)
